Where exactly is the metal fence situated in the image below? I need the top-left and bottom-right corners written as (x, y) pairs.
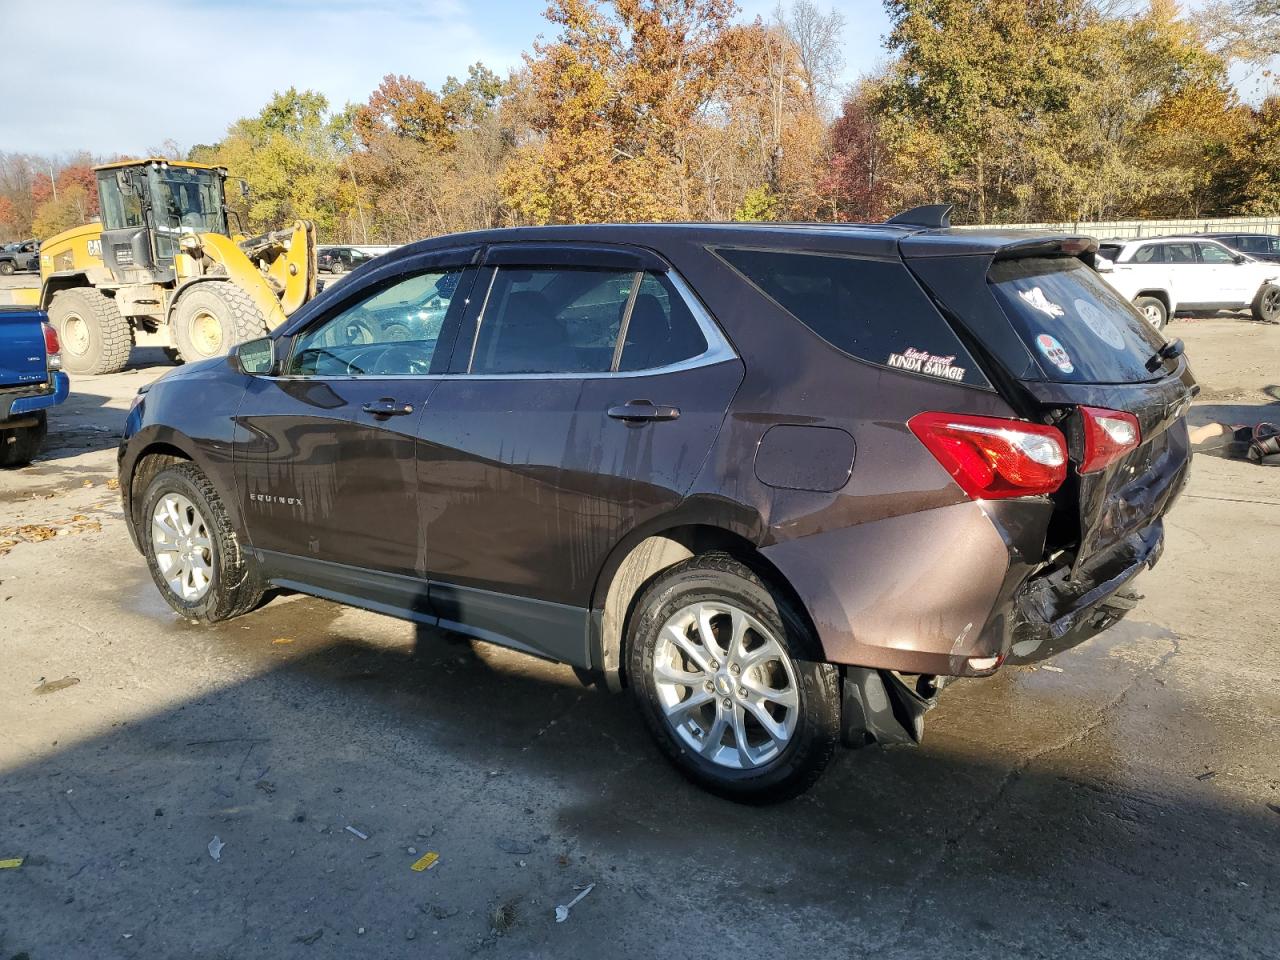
top-left (958, 216), bottom-right (1280, 239)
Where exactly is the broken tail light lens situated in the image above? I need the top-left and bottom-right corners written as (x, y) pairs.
top-left (1079, 406), bottom-right (1141, 474)
top-left (908, 411), bottom-right (1067, 500)
top-left (42, 321), bottom-right (62, 371)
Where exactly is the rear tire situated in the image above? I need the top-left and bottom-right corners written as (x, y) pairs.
top-left (0, 260), bottom-right (15, 276)
top-left (48, 287), bottom-right (132, 375)
top-left (139, 462), bottom-right (264, 622)
top-left (1251, 283), bottom-right (1280, 324)
top-left (171, 282), bottom-right (270, 364)
top-left (1134, 295), bottom-right (1168, 330)
top-left (0, 411), bottom-right (47, 467)
top-left (626, 554), bottom-right (839, 804)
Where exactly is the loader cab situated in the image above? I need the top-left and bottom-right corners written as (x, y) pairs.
top-left (94, 160), bottom-right (230, 283)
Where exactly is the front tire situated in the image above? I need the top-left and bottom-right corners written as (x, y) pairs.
top-left (1134, 295), bottom-right (1168, 330)
top-left (0, 411), bottom-right (47, 467)
top-left (626, 554), bottom-right (839, 804)
top-left (140, 462), bottom-right (264, 622)
top-left (48, 287), bottom-right (132, 375)
top-left (171, 282), bottom-right (270, 364)
top-left (1251, 284), bottom-right (1280, 324)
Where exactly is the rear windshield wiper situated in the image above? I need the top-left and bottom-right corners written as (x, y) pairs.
top-left (1145, 338), bottom-right (1183, 373)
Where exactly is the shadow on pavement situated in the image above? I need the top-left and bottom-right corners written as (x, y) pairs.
top-left (1, 599), bottom-right (1276, 959)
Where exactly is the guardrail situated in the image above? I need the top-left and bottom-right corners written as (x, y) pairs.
top-left (958, 216), bottom-right (1280, 239)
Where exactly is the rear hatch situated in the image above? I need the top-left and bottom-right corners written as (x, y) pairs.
top-left (0, 306), bottom-right (49, 388)
top-left (904, 239), bottom-right (1195, 569)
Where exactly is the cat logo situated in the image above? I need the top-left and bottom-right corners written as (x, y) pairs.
top-left (87, 239), bottom-right (102, 258)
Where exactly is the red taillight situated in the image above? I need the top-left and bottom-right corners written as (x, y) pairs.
top-left (908, 411), bottom-right (1067, 500)
top-left (41, 321), bottom-right (62, 371)
top-left (1078, 406), bottom-right (1140, 474)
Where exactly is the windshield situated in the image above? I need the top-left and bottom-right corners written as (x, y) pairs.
top-left (148, 167), bottom-right (226, 236)
top-left (989, 257), bottom-right (1170, 384)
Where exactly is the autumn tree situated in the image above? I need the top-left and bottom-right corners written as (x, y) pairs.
top-left (352, 65), bottom-right (509, 240)
top-left (201, 88), bottom-right (349, 236)
top-left (503, 0), bottom-right (741, 223)
top-left (821, 78), bottom-right (895, 221)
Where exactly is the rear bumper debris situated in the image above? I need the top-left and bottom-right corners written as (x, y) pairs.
top-left (1006, 520), bottom-right (1164, 664)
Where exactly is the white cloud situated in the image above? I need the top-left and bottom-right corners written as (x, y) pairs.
top-left (1, 0), bottom-right (520, 156)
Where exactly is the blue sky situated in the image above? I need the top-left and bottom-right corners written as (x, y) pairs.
top-left (0, 0), bottom-right (1268, 157)
top-left (1, 0), bottom-right (890, 156)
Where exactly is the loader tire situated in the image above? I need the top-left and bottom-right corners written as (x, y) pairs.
top-left (171, 282), bottom-right (270, 364)
top-left (48, 287), bottom-right (132, 375)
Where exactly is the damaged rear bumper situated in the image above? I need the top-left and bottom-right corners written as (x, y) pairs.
top-left (1005, 520), bottom-right (1164, 664)
top-left (835, 517), bottom-right (1166, 748)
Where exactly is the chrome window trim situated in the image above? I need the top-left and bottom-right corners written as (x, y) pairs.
top-left (261, 265), bottom-right (738, 383)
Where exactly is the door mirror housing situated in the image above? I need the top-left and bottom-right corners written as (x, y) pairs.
top-left (1233, 254), bottom-right (1248, 264)
top-left (1093, 256), bottom-right (1115, 273)
top-left (231, 335), bottom-right (276, 375)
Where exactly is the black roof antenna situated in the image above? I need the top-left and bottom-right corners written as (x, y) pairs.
top-left (885, 204), bottom-right (954, 229)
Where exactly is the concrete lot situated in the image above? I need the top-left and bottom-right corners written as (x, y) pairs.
top-left (1, 279), bottom-right (1278, 958)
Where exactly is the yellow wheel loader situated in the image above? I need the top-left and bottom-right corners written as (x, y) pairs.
top-left (20, 159), bottom-right (316, 375)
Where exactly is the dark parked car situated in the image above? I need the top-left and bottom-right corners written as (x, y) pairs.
top-left (1200, 232), bottom-right (1280, 263)
top-left (0, 239), bottom-right (40, 275)
top-left (118, 209), bottom-right (1195, 801)
top-left (317, 245), bottom-right (375, 273)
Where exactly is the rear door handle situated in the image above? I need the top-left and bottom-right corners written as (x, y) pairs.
top-left (607, 399), bottom-right (680, 422)
top-left (361, 398), bottom-right (415, 417)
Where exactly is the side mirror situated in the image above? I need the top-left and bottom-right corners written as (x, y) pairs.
top-left (231, 336), bottom-right (276, 375)
top-left (1233, 254), bottom-right (1248, 264)
top-left (238, 179), bottom-right (250, 200)
top-left (1094, 257), bottom-right (1115, 273)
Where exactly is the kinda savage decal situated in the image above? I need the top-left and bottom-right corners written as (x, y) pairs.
top-left (887, 346), bottom-right (967, 381)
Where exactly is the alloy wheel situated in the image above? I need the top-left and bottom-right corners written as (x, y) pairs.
top-left (651, 601), bottom-right (800, 770)
top-left (151, 493), bottom-right (214, 601)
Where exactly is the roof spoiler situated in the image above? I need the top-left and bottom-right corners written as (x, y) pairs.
top-left (885, 204), bottom-right (954, 229)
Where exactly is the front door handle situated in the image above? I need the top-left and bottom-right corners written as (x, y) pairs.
top-left (607, 399), bottom-right (680, 422)
top-left (361, 398), bottom-right (415, 417)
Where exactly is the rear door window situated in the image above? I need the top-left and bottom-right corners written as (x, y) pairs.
top-left (468, 267), bottom-right (709, 375)
top-left (989, 257), bottom-right (1168, 384)
top-left (713, 247), bottom-right (988, 388)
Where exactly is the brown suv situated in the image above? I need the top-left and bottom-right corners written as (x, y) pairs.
top-left (118, 207), bottom-right (1195, 802)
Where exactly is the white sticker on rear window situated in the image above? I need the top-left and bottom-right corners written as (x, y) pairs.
top-left (1073, 297), bottom-right (1125, 350)
top-left (1035, 333), bottom-right (1074, 374)
top-left (1018, 286), bottom-right (1065, 318)
top-left (886, 346), bottom-right (967, 381)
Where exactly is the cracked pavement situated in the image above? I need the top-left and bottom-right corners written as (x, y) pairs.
top-left (0, 311), bottom-right (1277, 959)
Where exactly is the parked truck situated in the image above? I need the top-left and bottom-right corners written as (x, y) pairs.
top-left (0, 239), bottom-right (40, 275)
top-left (0, 305), bottom-right (68, 466)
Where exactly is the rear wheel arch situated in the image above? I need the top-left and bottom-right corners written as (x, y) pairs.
top-left (592, 522), bottom-right (819, 691)
top-left (1134, 289), bottom-right (1171, 312)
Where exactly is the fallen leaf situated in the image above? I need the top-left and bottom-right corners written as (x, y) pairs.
top-left (271, 637), bottom-right (295, 645)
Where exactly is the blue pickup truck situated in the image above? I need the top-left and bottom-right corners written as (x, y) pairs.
top-left (1, 306), bottom-right (69, 466)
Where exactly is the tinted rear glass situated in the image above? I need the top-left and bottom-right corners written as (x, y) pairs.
top-left (989, 257), bottom-right (1168, 384)
top-left (714, 247), bottom-right (988, 388)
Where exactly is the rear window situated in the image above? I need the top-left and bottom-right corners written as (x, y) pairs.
top-left (714, 247), bottom-right (988, 388)
top-left (989, 257), bottom-right (1168, 384)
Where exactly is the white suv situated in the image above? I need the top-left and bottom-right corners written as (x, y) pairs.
top-left (1095, 237), bottom-right (1280, 329)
